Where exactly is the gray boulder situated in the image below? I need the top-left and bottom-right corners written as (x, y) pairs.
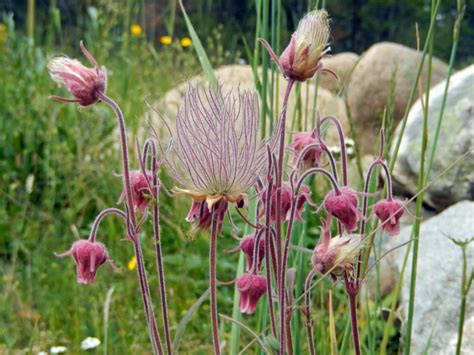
top-left (388, 200), bottom-right (474, 354)
top-left (392, 64), bottom-right (474, 211)
top-left (347, 42), bottom-right (448, 153)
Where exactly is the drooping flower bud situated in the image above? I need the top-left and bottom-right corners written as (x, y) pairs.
top-left (289, 131), bottom-right (325, 169)
top-left (117, 170), bottom-right (153, 213)
top-left (239, 234), bottom-right (266, 272)
top-left (185, 199), bottom-right (228, 233)
top-left (56, 239), bottom-right (116, 284)
top-left (48, 42), bottom-right (107, 106)
top-left (279, 10), bottom-right (331, 81)
top-left (324, 187), bottom-right (364, 232)
top-left (264, 182), bottom-right (311, 222)
top-left (236, 273), bottom-right (267, 314)
top-left (312, 218), bottom-right (364, 277)
top-left (373, 198), bottom-right (405, 236)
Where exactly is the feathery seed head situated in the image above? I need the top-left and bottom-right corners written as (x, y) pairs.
top-left (170, 84), bottom-right (267, 210)
top-left (48, 41), bottom-right (106, 106)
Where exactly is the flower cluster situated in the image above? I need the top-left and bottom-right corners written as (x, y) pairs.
top-left (47, 9), bottom-right (411, 355)
top-left (169, 84), bottom-right (267, 230)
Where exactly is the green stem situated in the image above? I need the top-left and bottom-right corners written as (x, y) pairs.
top-left (209, 208), bottom-right (221, 355)
top-left (388, 0), bottom-right (441, 173)
top-left (456, 246), bottom-right (468, 355)
top-left (403, 2), bottom-right (435, 351)
top-left (424, 0), bottom-right (466, 184)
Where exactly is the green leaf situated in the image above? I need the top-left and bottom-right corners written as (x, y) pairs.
top-left (178, 0), bottom-right (217, 88)
top-left (173, 288), bottom-right (210, 352)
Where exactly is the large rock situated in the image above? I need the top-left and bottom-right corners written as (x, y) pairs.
top-left (388, 201), bottom-right (474, 354)
top-left (146, 65), bottom-right (348, 145)
top-left (347, 42), bottom-right (448, 153)
top-left (318, 52), bottom-right (359, 93)
top-left (392, 64), bottom-right (474, 211)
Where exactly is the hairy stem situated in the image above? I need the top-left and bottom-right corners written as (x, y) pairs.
top-left (88, 208), bottom-right (127, 242)
top-left (99, 93), bottom-right (163, 355)
top-left (275, 79), bottom-right (294, 353)
top-left (209, 207), bottom-right (221, 355)
top-left (320, 115), bottom-right (348, 185)
top-left (344, 275), bottom-right (361, 355)
top-left (133, 240), bottom-right (164, 355)
top-left (151, 149), bottom-right (173, 355)
top-left (304, 270), bottom-right (316, 355)
top-left (456, 246), bottom-right (469, 355)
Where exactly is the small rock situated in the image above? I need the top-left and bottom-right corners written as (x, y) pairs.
top-left (347, 42), bottom-right (448, 153)
top-left (392, 64), bottom-right (474, 211)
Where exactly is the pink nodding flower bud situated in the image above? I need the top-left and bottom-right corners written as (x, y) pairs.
top-left (56, 239), bottom-right (116, 284)
top-left (185, 199), bottom-right (228, 233)
top-left (48, 41), bottom-right (107, 106)
top-left (264, 183), bottom-right (311, 222)
top-left (289, 131), bottom-right (324, 169)
top-left (312, 218), bottom-right (364, 277)
top-left (236, 273), bottom-right (267, 314)
top-left (239, 234), bottom-right (266, 272)
top-left (118, 170), bottom-right (153, 213)
top-left (323, 187), bottom-right (364, 232)
top-left (373, 198), bottom-right (405, 236)
top-left (279, 10), bottom-right (331, 81)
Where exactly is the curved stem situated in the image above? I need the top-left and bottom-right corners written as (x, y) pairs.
top-left (304, 270), bottom-right (316, 355)
top-left (321, 115), bottom-right (348, 185)
top-left (356, 158), bottom-right (392, 282)
top-left (296, 167), bottom-right (340, 195)
top-left (209, 207), bottom-right (221, 355)
top-left (295, 142), bottom-right (339, 183)
top-left (149, 142), bottom-right (173, 355)
top-left (88, 208), bottom-right (127, 242)
top-left (99, 93), bottom-right (163, 355)
top-left (98, 93), bottom-right (136, 229)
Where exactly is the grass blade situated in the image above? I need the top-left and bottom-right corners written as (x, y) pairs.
top-left (173, 288), bottom-right (210, 352)
top-left (178, 0), bottom-right (217, 88)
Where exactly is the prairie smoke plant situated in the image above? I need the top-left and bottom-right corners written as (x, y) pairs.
top-left (260, 10), bottom-right (337, 82)
top-left (263, 182), bottom-right (311, 222)
top-left (168, 84), bottom-right (267, 354)
top-left (324, 187), bottom-right (364, 232)
top-left (236, 273), bottom-right (268, 314)
top-left (239, 234), bottom-right (266, 272)
top-left (373, 198), bottom-right (405, 236)
top-left (48, 41), bottom-right (106, 106)
top-left (311, 218), bottom-right (364, 278)
top-left (289, 131), bottom-right (325, 169)
top-left (56, 239), bottom-right (117, 284)
top-left (117, 170), bottom-right (153, 213)
top-left (170, 84), bottom-right (266, 217)
top-left (49, 42), bottom-right (169, 354)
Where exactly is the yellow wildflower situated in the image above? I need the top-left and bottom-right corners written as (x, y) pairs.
top-left (127, 256), bottom-right (137, 270)
top-left (130, 24), bottom-right (143, 37)
top-left (0, 23), bottom-right (7, 45)
top-left (160, 35), bottom-right (172, 45)
top-left (180, 37), bottom-right (192, 48)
